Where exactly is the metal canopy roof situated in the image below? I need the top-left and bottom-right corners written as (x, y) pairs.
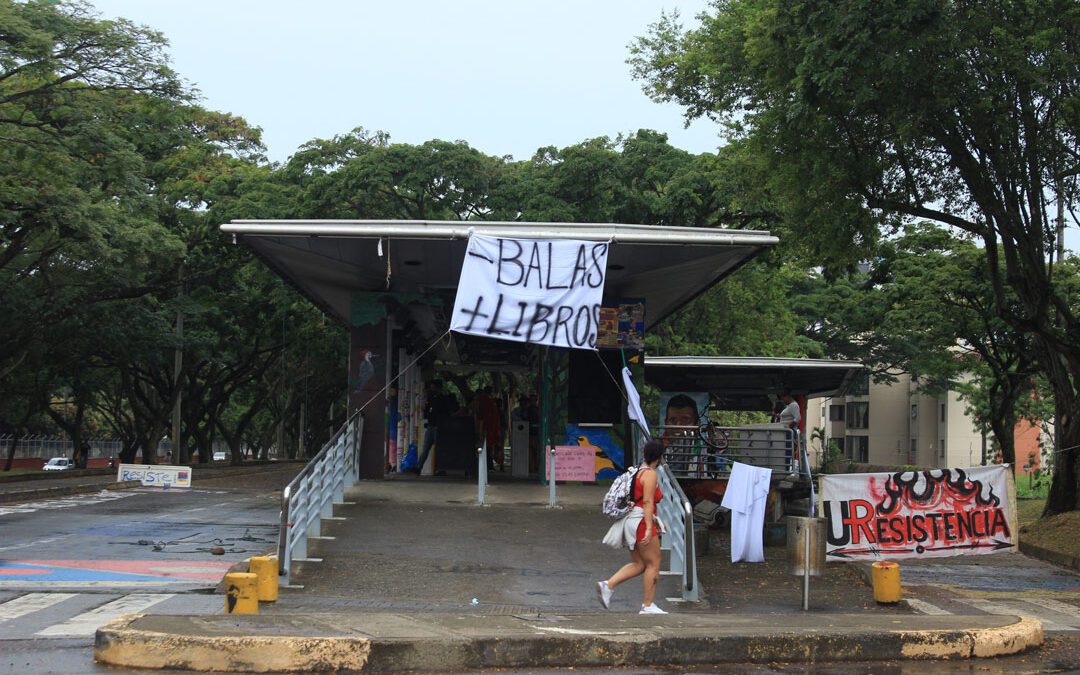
top-left (644, 356), bottom-right (864, 411)
top-left (221, 220), bottom-right (778, 364)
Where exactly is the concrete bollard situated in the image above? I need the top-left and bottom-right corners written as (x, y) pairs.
top-left (225, 572), bottom-right (259, 614)
top-left (249, 556), bottom-right (278, 602)
top-left (872, 561), bottom-right (901, 603)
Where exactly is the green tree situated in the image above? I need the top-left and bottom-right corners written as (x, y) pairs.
top-left (631, 0), bottom-right (1080, 512)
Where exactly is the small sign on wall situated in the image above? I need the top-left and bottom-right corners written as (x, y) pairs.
top-left (545, 445), bottom-right (596, 482)
top-left (118, 464), bottom-right (192, 488)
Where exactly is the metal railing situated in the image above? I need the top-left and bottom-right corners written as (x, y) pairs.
top-left (656, 462), bottom-right (698, 601)
top-left (659, 424), bottom-right (798, 480)
top-left (277, 413), bottom-right (363, 585)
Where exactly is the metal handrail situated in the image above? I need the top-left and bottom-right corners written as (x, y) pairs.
top-left (277, 412), bottom-right (363, 583)
top-left (659, 424), bottom-right (798, 480)
top-left (656, 462), bottom-right (698, 601)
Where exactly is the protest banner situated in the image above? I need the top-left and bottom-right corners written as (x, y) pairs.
top-left (451, 235), bottom-right (609, 349)
top-left (820, 465), bottom-right (1016, 561)
top-left (117, 463), bottom-right (192, 488)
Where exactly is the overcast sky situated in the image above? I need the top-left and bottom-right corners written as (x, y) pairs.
top-left (89, 0), bottom-right (721, 164)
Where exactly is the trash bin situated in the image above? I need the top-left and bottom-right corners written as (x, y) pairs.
top-left (785, 516), bottom-right (826, 577)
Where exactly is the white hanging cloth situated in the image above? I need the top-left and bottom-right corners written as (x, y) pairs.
top-left (721, 461), bottom-right (772, 563)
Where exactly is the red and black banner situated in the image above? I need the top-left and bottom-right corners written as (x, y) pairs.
top-left (821, 466), bottom-right (1016, 561)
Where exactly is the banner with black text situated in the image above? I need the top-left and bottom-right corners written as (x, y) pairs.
top-left (451, 235), bottom-right (609, 349)
top-left (821, 466), bottom-right (1016, 561)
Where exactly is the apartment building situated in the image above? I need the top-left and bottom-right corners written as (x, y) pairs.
top-left (807, 372), bottom-right (989, 471)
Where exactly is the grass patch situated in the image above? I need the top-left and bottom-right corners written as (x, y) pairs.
top-left (1018, 497), bottom-right (1080, 560)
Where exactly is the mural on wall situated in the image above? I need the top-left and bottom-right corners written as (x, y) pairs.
top-left (565, 423), bottom-right (626, 480)
top-left (821, 466), bottom-right (1016, 561)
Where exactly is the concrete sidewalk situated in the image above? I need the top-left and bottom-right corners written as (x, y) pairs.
top-left (94, 474), bottom-right (1046, 672)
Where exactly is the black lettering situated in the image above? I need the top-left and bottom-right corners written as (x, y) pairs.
top-left (570, 245), bottom-right (589, 288)
top-left (587, 243), bottom-right (607, 288)
top-left (545, 243), bottom-right (569, 289)
top-left (496, 239), bottom-right (524, 286)
top-left (485, 294), bottom-right (509, 335)
top-left (824, 501), bottom-right (851, 546)
top-left (459, 296), bottom-right (490, 332)
top-left (890, 517), bottom-right (906, 543)
top-left (911, 515), bottom-right (928, 542)
top-left (875, 518), bottom-right (890, 543)
top-left (527, 304), bottom-right (554, 342)
top-left (990, 508), bottom-right (1010, 538)
top-left (512, 301), bottom-right (528, 336)
top-left (523, 243), bottom-right (543, 288)
top-left (927, 513), bottom-right (943, 541)
top-left (954, 510), bottom-right (973, 540)
top-left (553, 306), bottom-right (574, 345)
top-left (573, 305), bottom-right (592, 346)
top-left (943, 513), bottom-right (957, 541)
top-left (589, 304), bottom-right (600, 347)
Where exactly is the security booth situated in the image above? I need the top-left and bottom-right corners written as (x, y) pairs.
top-left (643, 355), bottom-right (865, 516)
top-left (219, 220), bottom-right (778, 480)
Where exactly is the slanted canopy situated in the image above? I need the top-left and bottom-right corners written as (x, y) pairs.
top-left (644, 356), bottom-right (864, 411)
top-left (220, 220), bottom-right (778, 364)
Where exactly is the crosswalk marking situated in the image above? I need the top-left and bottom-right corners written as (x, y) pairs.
top-left (904, 598), bottom-right (953, 615)
top-left (0, 592), bottom-right (77, 621)
top-left (953, 597), bottom-right (1071, 632)
top-left (1023, 597), bottom-right (1080, 620)
top-left (34, 593), bottom-right (174, 637)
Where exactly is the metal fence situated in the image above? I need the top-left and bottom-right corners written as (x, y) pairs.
top-left (0, 435), bottom-right (123, 460)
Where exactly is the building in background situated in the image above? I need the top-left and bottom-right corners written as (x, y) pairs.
top-left (807, 372), bottom-right (1049, 476)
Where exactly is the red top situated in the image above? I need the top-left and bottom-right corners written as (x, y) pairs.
top-left (633, 467), bottom-right (662, 543)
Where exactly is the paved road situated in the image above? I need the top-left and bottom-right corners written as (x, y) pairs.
top-left (0, 465), bottom-right (299, 648)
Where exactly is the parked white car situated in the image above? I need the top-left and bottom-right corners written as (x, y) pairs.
top-left (43, 457), bottom-right (72, 471)
top-left (213, 451), bottom-right (226, 461)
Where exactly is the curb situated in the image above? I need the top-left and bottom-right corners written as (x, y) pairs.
top-left (94, 613), bottom-right (1043, 673)
top-left (0, 479), bottom-right (142, 503)
top-left (1019, 541), bottom-right (1080, 573)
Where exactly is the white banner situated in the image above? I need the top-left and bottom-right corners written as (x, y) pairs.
top-left (117, 463), bottom-right (192, 488)
top-left (451, 235), bottom-right (609, 349)
top-left (821, 465), bottom-right (1016, 561)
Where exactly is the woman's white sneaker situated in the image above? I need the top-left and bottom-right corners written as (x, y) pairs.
top-left (639, 603), bottom-right (667, 614)
top-left (596, 581), bottom-right (612, 609)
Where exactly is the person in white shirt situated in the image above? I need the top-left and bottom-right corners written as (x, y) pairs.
top-left (778, 390), bottom-right (801, 470)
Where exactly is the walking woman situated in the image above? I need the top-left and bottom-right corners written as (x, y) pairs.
top-left (597, 439), bottom-right (668, 614)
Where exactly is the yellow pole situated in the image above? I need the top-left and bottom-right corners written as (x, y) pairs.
top-left (249, 556), bottom-right (278, 602)
top-left (225, 572), bottom-right (259, 614)
top-left (871, 561), bottom-right (901, 603)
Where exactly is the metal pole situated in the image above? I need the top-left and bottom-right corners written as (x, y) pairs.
top-left (477, 438), bottom-right (487, 506)
top-left (548, 446), bottom-right (557, 508)
top-left (802, 519), bottom-right (811, 610)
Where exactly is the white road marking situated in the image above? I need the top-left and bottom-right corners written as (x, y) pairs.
top-left (35, 593), bottom-right (174, 637)
top-left (0, 491), bottom-right (133, 517)
top-left (905, 598), bottom-right (953, 615)
top-left (0, 593), bottom-right (77, 621)
top-left (953, 597), bottom-right (1071, 631)
top-left (1023, 597), bottom-right (1080, 620)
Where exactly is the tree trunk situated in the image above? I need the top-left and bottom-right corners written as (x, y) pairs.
top-left (1042, 349), bottom-right (1080, 515)
top-left (3, 433), bottom-right (19, 472)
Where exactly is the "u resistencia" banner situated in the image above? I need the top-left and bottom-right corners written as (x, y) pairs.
top-left (451, 235), bottom-right (609, 349)
top-left (821, 465), bottom-right (1016, 561)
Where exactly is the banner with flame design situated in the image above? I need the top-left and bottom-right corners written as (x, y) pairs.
top-left (821, 466), bottom-right (1016, 561)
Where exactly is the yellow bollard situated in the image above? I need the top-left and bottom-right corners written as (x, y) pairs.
top-left (249, 556), bottom-right (278, 603)
top-left (225, 572), bottom-right (259, 614)
top-left (871, 561), bottom-right (901, 603)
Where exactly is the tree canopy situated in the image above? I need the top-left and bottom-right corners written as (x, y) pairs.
top-left (630, 0), bottom-right (1080, 513)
